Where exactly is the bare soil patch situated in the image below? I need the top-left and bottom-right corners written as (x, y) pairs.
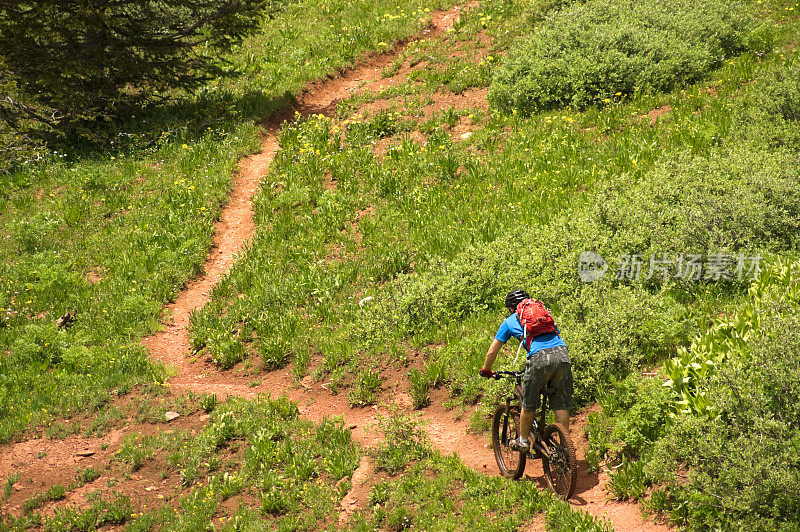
top-left (645, 105), bottom-right (672, 126)
top-left (337, 456), bottom-right (375, 526)
top-left (0, 407), bottom-right (207, 519)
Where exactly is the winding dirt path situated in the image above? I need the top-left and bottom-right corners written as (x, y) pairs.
top-left (140, 5), bottom-right (669, 530)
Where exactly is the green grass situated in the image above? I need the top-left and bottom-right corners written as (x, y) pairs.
top-left (20, 484), bottom-right (66, 516)
top-left (489, 0), bottom-right (763, 114)
top-left (347, 367), bottom-right (383, 406)
top-left (0, 400), bottom-right (601, 531)
top-left (351, 455), bottom-right (611, 531)
top-left (2, 473), bottom-right (19, 501)
top-left (357, 410), bottom-right (611, 531)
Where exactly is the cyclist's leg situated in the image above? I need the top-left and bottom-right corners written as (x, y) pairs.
top-left (547, 361), bottom-right (573, 430)
top-left (520, 408), bottom-right (536, 438)
top-left (554, 410), bottom-right (569, 430)
top-left (521, 355), bottom-right (544, 440)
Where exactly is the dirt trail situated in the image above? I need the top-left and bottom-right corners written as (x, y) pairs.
top-left (139, 5), bottom-right (668, 530)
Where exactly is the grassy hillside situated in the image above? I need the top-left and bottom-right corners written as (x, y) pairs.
top-left (186, 0), bottom-right (800, 528)
top-left (0, 0), bottom-right (453, 443)
top-left (2, 0), bottom-right (800, 529)
top-left (0, 0), bottom-right (612, 530)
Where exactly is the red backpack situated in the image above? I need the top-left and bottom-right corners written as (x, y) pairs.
top-left (515, 299), bottom-right (556, 350)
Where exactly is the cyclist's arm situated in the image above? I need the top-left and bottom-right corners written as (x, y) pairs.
top-left (481, 339), bottom-right (504, 373)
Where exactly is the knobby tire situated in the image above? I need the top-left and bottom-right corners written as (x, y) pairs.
top-left (491, 404), bottom-right (526, 479)
top-left (541, 422), bottom-right (577, 499)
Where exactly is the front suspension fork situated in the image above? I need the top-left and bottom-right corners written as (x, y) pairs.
top-left (501, 396), bottom-right (512, 445)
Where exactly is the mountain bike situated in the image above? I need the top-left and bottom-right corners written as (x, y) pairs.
top-left (490, 369), bottom-right (577, 499)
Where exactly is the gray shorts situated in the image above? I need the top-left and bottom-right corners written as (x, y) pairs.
top-left (522, 345), bottom-right (573, 411)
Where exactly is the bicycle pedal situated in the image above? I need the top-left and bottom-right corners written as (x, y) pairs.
top-left (509, 439), bottom-right (530, 452)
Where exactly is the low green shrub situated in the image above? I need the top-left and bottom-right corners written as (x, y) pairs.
top-left (596, 147), bottom-right (800, 257)
top-left (347, 368), bottom-right (382, 406)
top-left (21, 484), bottom-right (67, 516)
top-left (624, 264), bottom-right (800, 529)
top-left (12, 323), bottom-right (67, 367)
top-left (606, 456), bottom-right (647, 501)
top-left (585, 372), bottom-right (672, 468)
top-left (408, 368), bottom-right (431, 409)
top-left (732, 59), bottom-right (800, 150)
top-left (562, 286), bottom-right (687, 405)
top-left (372, 410), bottom-right (431, 473)
top-left (489, 0), bottom-right (759, 114)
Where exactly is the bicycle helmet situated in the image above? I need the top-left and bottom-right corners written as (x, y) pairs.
top-left (505, 289), bottom-right (530, 312)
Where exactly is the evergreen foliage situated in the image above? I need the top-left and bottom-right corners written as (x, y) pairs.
top-left (0, 0), bottom-right (274, 139)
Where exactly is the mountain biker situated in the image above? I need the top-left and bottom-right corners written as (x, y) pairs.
top-left (480, 290), bottom-right (572, 452)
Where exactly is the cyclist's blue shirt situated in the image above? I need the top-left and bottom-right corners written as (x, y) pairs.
top-left (495, 314), bottom-right (565, 356)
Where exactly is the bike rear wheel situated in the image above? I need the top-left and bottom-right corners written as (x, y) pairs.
top-left (491, 404), bottom-right (526, 479)
top-left (541, 423), bottom-right (577, 499)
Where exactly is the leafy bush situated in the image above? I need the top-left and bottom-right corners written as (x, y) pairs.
top-left (596, 147), bottom-right (800, 257)
top-left (586, 372), bottom-right (672, 467)
top-left (648, 411), bottom-right (800, 529)
top-left (733, 59), bottom-right (800, 150)
top-left (489, 0), bottom-right (758, 114)
top-left (664, 260), bottom-right (800, 418)
top-left (640, 264), bottom-right (800, 529)
top-left (562, 286), bottom-right (687, 405)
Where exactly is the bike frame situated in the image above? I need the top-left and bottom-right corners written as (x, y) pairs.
top-left (495, 370), bottom-right (552, 458)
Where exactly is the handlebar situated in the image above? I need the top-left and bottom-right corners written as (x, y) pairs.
top-left (491, 370), bottom-right (523, 380)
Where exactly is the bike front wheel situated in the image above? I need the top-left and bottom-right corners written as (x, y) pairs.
top-left (541, 423), bottom-right (577, 499)
top-left (491, 404), bottom-right (526, 479)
